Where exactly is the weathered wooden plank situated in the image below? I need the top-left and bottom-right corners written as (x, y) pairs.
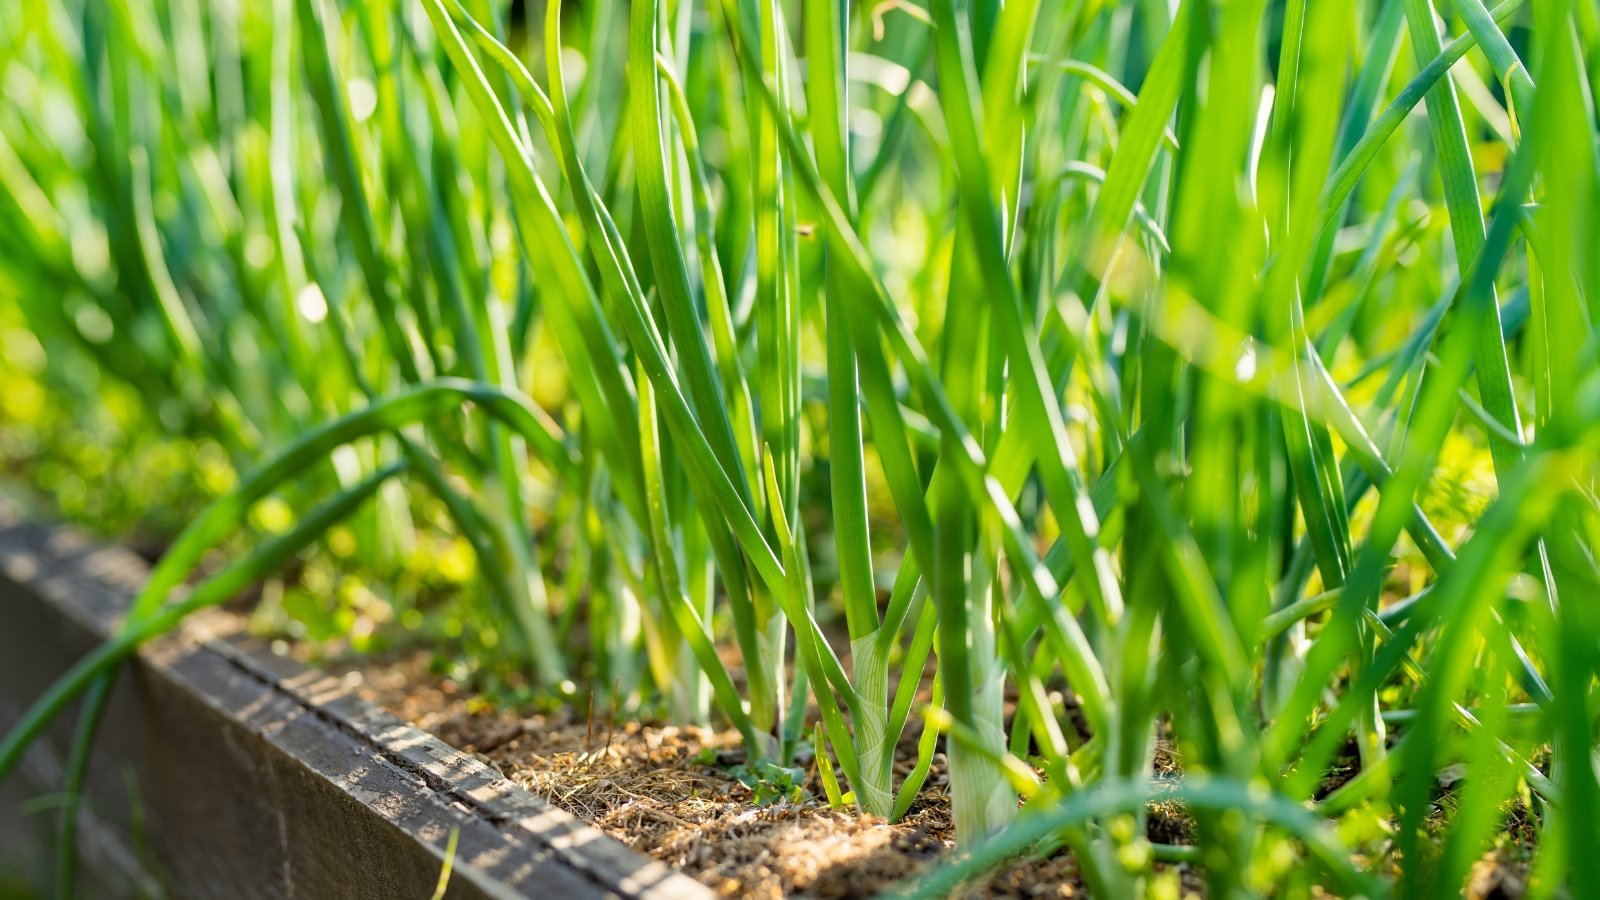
top-left (0, 509), bottom-right (711, 900)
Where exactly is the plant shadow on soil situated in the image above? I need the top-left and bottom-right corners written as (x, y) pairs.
top-left (329, 651), bottom-right (1208, 898)
top-left (317, 649), bottom-right (1538, 899)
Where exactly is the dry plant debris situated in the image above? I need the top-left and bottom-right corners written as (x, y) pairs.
top-left (344, 651), bottom-right (1118, 898)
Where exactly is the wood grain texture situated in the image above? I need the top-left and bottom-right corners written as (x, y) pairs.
top-left (0, 506), bottom-right (710, 900)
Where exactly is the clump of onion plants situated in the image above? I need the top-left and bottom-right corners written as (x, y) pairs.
top-left (2, 0), bottom-right (1598, 895)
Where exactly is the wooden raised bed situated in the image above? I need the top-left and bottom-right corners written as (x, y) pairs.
top-left (0, 504), bottom-right (711, 899)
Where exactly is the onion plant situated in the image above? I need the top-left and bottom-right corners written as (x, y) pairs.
top-left (2, 0), bottom-right (1599, 895)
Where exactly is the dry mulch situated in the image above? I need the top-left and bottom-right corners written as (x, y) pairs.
top-left (319, 649), bottom-right (1542, 899)
top-left (337, 651), bottom-right (1120, 898)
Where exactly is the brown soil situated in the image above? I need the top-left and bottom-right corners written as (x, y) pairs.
top-left (334, 651), bottom-right (1198, 898)
top-left (308, 645), bottom-right (1547, 899)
